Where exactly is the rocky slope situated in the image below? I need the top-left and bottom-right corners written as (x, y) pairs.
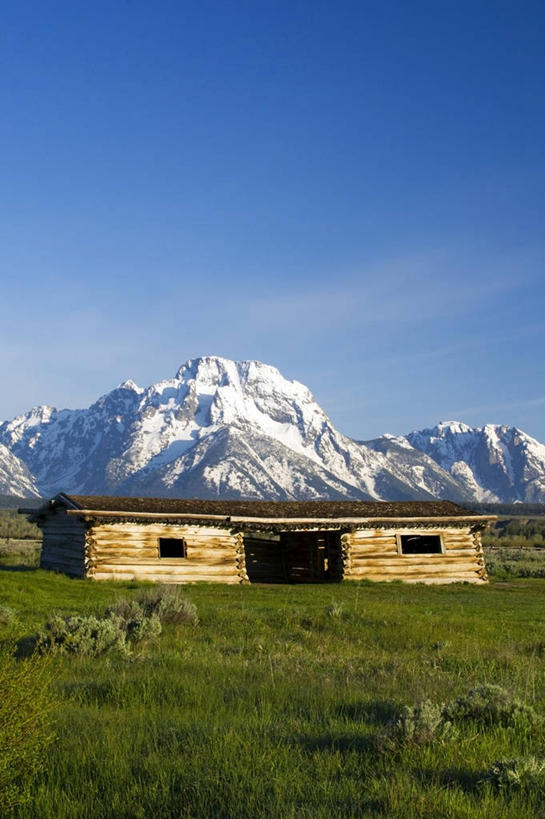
top-left (0, 442), bottom-right (40, 498)
top-left (405, 421), bottom-right (545, 502)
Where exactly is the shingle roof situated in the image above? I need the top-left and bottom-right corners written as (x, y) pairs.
top-left (65, 494), bottom-right (473, 519)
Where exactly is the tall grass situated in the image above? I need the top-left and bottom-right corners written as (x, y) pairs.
top-left (2, 564), bottom-right (545, 816)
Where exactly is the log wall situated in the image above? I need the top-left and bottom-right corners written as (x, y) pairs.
top-left (85, 521), bottom-right (247, 584)
top-left (40, 508), bottom-right (87, 577)
top-left (343, 526), bottom-right (487, 584)
top-left (38, 511), bottom-right (488, 585)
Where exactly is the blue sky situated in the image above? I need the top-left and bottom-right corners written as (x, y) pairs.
top-left (1, 1), bottom-right (544, 440)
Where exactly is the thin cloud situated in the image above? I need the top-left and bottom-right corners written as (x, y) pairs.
top-left (241, 247), bottom-right (531, 335)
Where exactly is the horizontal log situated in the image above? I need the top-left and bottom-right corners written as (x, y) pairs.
top-left (69, 509), bottom-right (231, 522)
top-left (67, 508), bottom-right (495, 525)
top-left (350, 531), bottom-right (474, 541)
top-left (350, 554), bottom-right (481, 567)
top-left (93, 546), bottom-right (236, 558)
top-left (91, 538), bottom-right (234, 547)
top-left (92, 524), bottom-right (233, 536)
top-left (91, 572), bottom-right (242, 584)
top-left (350, 548), bottom-right (398, 558)
top-left (93, 562), bottom-right (238, 576)
top-left (348, 543), bottom-right (398, 551)
top-left (346, 575), bottom-right (485, 585)
top-left (93, 556), bottom-right (237, 568)
top-left (349, 543), bottom-right (476, 556)
top-left (43, 538), bottom-right (83, 548)
top-left (442, 547), bottom-right (479, 556)
top-left (349, 564), bottom-right (481, 577)
top-left (43, 531), bottom-right (85, 540)
top-left (42, 548), bottom-right (84, 562)
top-left (41, 560), bottom-right (84, 576)
top-left (91, 531), bottom-right (234, 542)
top-left (92, 545), bottom-right (235, 558)
top-left (43, 546), bottom-right (85, 557)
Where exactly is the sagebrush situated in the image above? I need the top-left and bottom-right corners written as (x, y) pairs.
top-left (32, 587), bottom-right (197, 657)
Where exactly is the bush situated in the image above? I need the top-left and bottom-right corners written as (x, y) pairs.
top-left (484, 756), bottom-right (545, 791)
top-left (35, 613), bottom-right (129, 657)
top-left (133, 585), bottom-right (199, 625)
top-left (0, 648), bottom-right (56, 812)
top-left (442, 684), bottom-right (540, 728)
top-left (374, 684), bottom-right (539, 752)
top-left (108, 586), bottom-right (198, 626)
top-left (376, 700), bottom-right (457, 751)
top-left (31, 588), bottom-right (197, 657)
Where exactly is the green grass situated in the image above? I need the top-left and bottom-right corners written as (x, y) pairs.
top-left (3, 558), bottom-right (545, 816)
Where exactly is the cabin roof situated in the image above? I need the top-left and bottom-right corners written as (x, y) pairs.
top-left (62, 494), bottom-right (477, 519)
top-left (20, 493), bottom-right (496, 530)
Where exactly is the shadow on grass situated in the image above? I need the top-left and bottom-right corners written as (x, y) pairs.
top-left (418, 765), bottom-right (484, 794)
top-left (15, 634), bottom-right (39, 659)
top-left (60, 679), bottom-right (119, 704)
top-left (336, 699), bottom-right (400, 725)
top-left (298, 732), bottom-right (376, 754)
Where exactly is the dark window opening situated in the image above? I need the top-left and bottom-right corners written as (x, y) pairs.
top-left (158, 538), bottom-right (187, 558)
top-left (400, 534), bottom-right (442, 555)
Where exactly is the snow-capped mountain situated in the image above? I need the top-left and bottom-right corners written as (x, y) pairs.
top-left (0, 358), bottom-right (544, 502)
top-left (0, 442), bottom-right (40, 498)
top-left (0, 356), bottom-right (467, 501)
top-left (405, 421), bottom-right (545, 503)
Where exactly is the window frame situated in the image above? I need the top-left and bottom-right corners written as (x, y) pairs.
top-left (158, 537), bottom-right (188, 559)
top-left (396, 532), bottom-right (445, 556)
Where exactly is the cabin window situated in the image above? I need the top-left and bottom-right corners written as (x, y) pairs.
top-left (398, 534), bottom-right (443, 555)
top-left (158, 538), bottom-right (187, 558)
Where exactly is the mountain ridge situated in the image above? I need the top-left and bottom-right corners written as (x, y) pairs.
top-left (2, 356), bottom-right (544, 502)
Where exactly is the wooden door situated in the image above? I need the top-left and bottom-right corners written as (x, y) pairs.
top-left (281, 532), bottom-right (332, 583)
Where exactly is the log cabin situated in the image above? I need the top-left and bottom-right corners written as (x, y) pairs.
top-left (21, 494), bottom-right (493, 585)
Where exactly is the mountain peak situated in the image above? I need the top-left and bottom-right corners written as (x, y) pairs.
top-left (116, 379), bottom-right (143, 393)
top-left (432, 421), bottom-right (474, 435)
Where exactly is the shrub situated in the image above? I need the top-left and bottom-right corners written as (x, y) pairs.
top-left (376, 700), bottom-right (456, 751)
top-left (34, 613), bottom-right (128, 657)
top-left (134, 585), bottom-right (199, 625)
top-left (0, 648), bottom-right (56, 812)
top-left (31, 588), bottom-right (197, 657)
top-left (442, 684), bottom-right (540, 728)
top-left (484, 756), bottom-right (545, 791)
top-left (108, 586), bottom-right (198, 626)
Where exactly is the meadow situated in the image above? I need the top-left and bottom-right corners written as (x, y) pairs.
top-left (2, 536), bottom-right (545, 817)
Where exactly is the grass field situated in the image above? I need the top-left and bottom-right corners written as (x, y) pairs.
top-left (2, 541), bottom-right (545, 817)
